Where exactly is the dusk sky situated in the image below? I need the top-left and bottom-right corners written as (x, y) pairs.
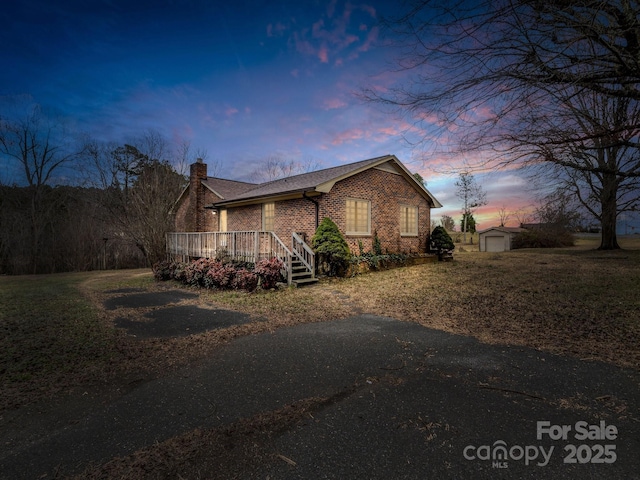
top-left (2, 0), bottom-right (633, 231)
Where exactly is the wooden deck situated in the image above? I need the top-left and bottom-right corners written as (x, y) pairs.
top-left (166, 231), bottom-right (316, 285)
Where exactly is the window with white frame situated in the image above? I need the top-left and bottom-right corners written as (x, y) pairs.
top-left (262, 202), bottom-right (275, 231)
top-left (346, 198), bottom-right (370, 235)
top-left (400, 205), bottom-right (418, 236)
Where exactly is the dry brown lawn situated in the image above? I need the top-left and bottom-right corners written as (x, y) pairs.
top-left (2, 236), bottom-right (638, 414)
top-left (332, 243), bottom-right (640, 369)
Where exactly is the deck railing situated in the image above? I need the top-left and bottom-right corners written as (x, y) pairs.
top-left (166, 231), bottom-right (296, 282)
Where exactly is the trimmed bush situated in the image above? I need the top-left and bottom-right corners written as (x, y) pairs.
top-left (312, 217), bottom-right (350, 276)
top-left (430, 226), bottom-right (454, 260)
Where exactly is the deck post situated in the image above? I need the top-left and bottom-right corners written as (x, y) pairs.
top-left (254, 231), bottom-right (260, 264)
top-left (231, 233), bottom-right (235, 259)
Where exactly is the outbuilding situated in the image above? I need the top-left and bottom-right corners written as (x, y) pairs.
top-left (478, 226), bottom-right (527, 252)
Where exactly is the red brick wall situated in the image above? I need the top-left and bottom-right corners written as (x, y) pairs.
top-left (317, 168), bottom-right (430, 254)
top-left (273, 198), bottom-right (317, 248)
top-left (227, 205), bottom-right (262, 231)
top-left (225, 200), bottom-right (316, 250)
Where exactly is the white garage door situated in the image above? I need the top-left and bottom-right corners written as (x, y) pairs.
top-left (486, 236), bottom-right (506, 252)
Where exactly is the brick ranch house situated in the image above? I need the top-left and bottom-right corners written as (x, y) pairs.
top-left (168, 154), bottom-right (442, 284)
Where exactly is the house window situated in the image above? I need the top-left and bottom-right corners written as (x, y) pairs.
top-left (400, 205), bottom-right (418, 236)
top-left (346, 198), bottom-right (370, 235)
top-left (262, 202), bottom-right (274, 231)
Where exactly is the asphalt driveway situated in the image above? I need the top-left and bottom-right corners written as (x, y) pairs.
top-left (1, 311), bottom-right (638, 479)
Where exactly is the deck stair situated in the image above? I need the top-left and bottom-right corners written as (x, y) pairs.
top-left (290, 257), bottom-right (318, 286)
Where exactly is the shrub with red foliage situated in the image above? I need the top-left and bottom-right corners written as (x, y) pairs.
top-left (254, 257), bottom-right (285, 289)
top-left (231, 268), bottom-right (259, 291)
top-left (154, 257), bottom-right (281, 292)
top-left (204, 262), bottom-right (237, 289)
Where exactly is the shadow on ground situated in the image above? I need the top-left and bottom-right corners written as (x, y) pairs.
top-left (105, 288), bottom-right (257, 338)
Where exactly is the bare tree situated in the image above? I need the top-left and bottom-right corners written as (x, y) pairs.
top-left (455, 171), bottom-right (486, 244)
top-left (0, 102), bottom-right (85, 273)
top-left (250, 155), bottom-right (321, 183)
top-left (175, 138), bottom-right (216, 177)
top-left (534, 189), bottom-right (584, 232)
top-left (86, 132), bottom-right (187, 265)
top-left (497, 205), bottom-right (510, 227)
top-left (365, 0), bottom-right (640, 249)
top-left (440, 214), bottom-right (455, 231)
top-left (513, 207), bottom-right (533, 227)
top-left (534, 90), bottom-right (640, 249)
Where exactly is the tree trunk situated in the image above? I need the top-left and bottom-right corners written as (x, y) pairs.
top-left (598, 174), bottom-right (620, 250)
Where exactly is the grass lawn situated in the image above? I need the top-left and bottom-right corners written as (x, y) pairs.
top-left (1, 237), bottom-right (639, 413)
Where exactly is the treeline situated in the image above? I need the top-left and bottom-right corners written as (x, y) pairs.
top-left (0, 103), bottom-right (194, 275)
top-left (0, 185), bottom-right (147, 274)
top-left (0, 151), bottom-right (187, 275)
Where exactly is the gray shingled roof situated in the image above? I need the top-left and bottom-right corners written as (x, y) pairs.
top-left (219, 155), bottom-right (390, 202)
top-left (202, 177), bottom-right (256, 200)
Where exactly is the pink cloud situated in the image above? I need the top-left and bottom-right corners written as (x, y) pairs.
top-left (357, 25), bottom-right (378, 53)
top-left (360, 4), bottom-right (376, 18)
top-left (287, 2), bottom-right (381, 66)
top-left (318, 45), bottom-right (329, 63)
top-left (225, 106), bottom-right (239, 117)
top-left (331, 127), bottom-right (366, 145)
top-left (323, 97), bottom-right (347, 110)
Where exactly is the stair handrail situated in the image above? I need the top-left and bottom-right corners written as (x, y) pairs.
top-left (292, 232), bottom-right (315, 275)
top-left (268, 232), bottom-right (293, 284)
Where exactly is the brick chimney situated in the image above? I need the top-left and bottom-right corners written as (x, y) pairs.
top-left (189, 159), bottom-right (207, 231)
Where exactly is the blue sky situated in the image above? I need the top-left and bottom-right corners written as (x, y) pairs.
top-left (1, 0), bottom-right (637, 232)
